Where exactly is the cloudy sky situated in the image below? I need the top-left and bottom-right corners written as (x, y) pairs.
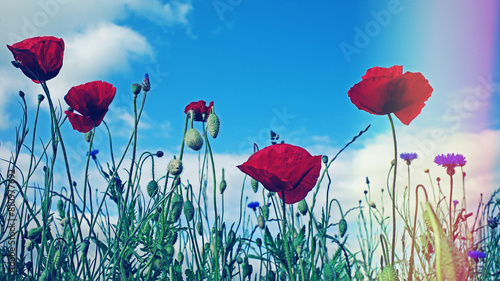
top-left (1, 0), bottom-right (499, 252)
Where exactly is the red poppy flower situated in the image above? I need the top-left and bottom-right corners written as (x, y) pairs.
top-left (184, 100), bottom-right (214, 122)
top-left (7, 36), bottom-right (64, 83)
top-left (64, 81), bottom-right (116, 133)
top-left (348, 65), bottom-right (433, 125)
top-left (237, 143), bottom-right (322, 204)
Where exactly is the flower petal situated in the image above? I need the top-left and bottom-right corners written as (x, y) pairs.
top-left (65, 111), bottom-right (95, 133)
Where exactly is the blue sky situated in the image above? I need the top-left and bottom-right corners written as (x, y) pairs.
top-left (1, 0), bottom-right (499, 244)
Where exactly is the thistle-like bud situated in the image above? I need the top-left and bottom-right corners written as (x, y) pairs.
top-left (147, 180), bottom-right (158, 197)
top-left (339, 218), bottom-right (347, 238)
top-left (379, 265), bottom-right (398, 281)
top-left (142, 74), bottom-right (151, 92)
top-left (323, 263), bottom-right (334, 281)
top-left (207, 113), bottom-right (220, 138)
top-left (185, 128), bottom-right (203, 151)
top-left (168, 157), bottom-right (183, 176)
top-left (251, 178), bottom-right (259, 193)
top-left (131, 83), bottom-right (142, 95)
top-left (183, 200), bottom-right (195, 222)
top-left (258, 215), bottom-right (265, 229)
top-left (297, 199), bottom-right (308, 216)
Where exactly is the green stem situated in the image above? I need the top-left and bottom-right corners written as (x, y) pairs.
top-left (388, 113), bottom-right (397, 266)
top-left (281, 192), bottom-right (295, 281)
top-left (448, 173), bottom-right (454, 239)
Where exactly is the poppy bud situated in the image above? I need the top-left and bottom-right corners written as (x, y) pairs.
top-left (26, 239), bottom-right (34, 251)
top-left (207, 113), bottom-right (220, 138)
top-left (19, 90), bottom-right (25, 98)
top-left (28, 227), bottom-right (43, 240)
top-left (177, 252), bottom-right (184, 263)
top-left (84, 130), bottom-right (93, 143)
top-left (251, 178), bottom-right (259, 193)
top-left (236, 256), bottom-right (243, 264)
top-left (156, 150), bottom-right (164, 157)
top-left (57, 199), bottom-right (64, 213)
top-left (298, 199), bottom-right (308, 216)
top-left (219, 179), bottom-right (227, 194)
top-left (147, 180), bottom-right (158, 197)
top-left (196, 221), bottom-right (203, 236)
top-left (53, 249), bottom-right (63, 268)
top-left (79, 240), bottom-right (89, 254)
top-left (185, 128), bottom-right (204, 151)
top-left (256, 238), bottom-right (262, 247)
top-left (169, 194), bottom-right (183, 222)
top-left (242, 260), bottom-right (253, 278)
top-left (183, 200), bottom-right (195, 222)
top-left (323, 263), bottom-right (334, 280)
top-left (339, 218), bottom-right (347, 238)
top-left (168, 157), bottom-right (183, 176)
top-left (38, 94), bottom-right (45, 103)
top-left (131, 83), bottom-right (142, 95)
top-left (424, 168), bottom-right (429, 173)
top-left (165, 244), bottom-right (175, 256)
top-left (368, 201), bottom-right (377, 209)
top-left (262, 204), bottom-right (270, 221)
top-left (296, 245), bottom-right (302, 255)
top-left (258, 214), bottom-right (265, 229)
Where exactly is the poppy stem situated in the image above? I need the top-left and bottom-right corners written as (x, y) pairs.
top-left (387, 114), bottom-right (397, 266)
top-left (281, 192), bottom-right (296, 281)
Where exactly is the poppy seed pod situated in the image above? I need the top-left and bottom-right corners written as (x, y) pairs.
top-left (131, 83), bottom-right (142, 95)
top-left (185, 128), bottom-right (204, 151)
top-left (168, 158), bottom-right (183, 176)
top-left (298, 199), bottom-right (308, 216)
top-left (147, 180), bottom-right (158, 197)
top-left (207, 113), bottom-right (220, 138)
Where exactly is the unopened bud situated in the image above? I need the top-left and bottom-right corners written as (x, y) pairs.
top-left (168, 157), bottom-right (183, 176)
top-left (207, 113), bottom-right (220, 139)
top-left (131, 83), bottom-right (142, 95)
top-left (38, 94), bottom-right (45, 102)
top-left (185, 128), bottom-right (203, 151)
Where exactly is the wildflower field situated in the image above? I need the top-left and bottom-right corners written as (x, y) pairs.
top-left (0, 35), bottom-right (498, 281)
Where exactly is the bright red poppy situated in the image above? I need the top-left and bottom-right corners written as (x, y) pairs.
top-left (347, 65), bottom-right (433, 125)
top-left (184, 100), bottom-right (214, 122)
top-left (237, 143), bottom-right (322, 204)
top-left (7, 36), bottom-right (64, 83)
top-left (64, 81), bottom-right (116, 133)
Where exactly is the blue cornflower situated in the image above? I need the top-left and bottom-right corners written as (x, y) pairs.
top-left (468, 250), bottom-right (486, 259)
top-left (487, 217), bottom-right (499, 229)
top-left (434, 153), bottom-right (466, 176)
top-left (400, 152), bottom-right (417, 165)
top-left (247, 201), bottom-right (260, 211)
top-left (86, 149), bottom-right (99, 157)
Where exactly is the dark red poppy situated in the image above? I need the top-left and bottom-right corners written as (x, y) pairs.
top-left (64, 81), bottom-right (116, 133)
top-left (184, 100), bottom-right (214, 122)
top-left (7, 36), bottom-right (64, 83)
top-left (348, 65), bottom-right (433, 125)
top-left (237, 143), bottom-right (322, 204)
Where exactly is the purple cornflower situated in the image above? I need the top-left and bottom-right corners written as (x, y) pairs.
top-left (434, 153), bottom-right (466, 176)
top-left (247, 201), bottom-right (260, 211)
top-left (468, 250), bottom-right (486, 259)
top-left (142, 73), bottom-right (151, 91)
top-left (400, 152), bottom-right (418, 165)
